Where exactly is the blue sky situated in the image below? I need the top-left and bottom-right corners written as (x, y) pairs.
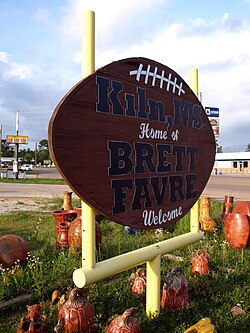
top-left (1, 0), bottom-right (250, 151)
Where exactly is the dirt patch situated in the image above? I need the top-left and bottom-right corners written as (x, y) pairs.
top-left (0, 198), bottom-right (55, 214)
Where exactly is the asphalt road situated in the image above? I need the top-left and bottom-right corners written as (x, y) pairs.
top-left (0, 168), bottom-right (250, 202)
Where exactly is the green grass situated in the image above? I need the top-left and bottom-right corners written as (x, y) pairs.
top-left (0, 200), bottom-right (249, 332)
top-left (0, 178), bottom-right (66, 184)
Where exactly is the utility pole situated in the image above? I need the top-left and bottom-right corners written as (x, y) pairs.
top-left (35, 142), bottom-right (37, 166)
top-left (14, 111), bottom-right (19, 179)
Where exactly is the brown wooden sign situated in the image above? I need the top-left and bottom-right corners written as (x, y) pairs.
top-left (48, 57), bottom-right (215, 230)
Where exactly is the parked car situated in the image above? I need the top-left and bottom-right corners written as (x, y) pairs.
top-left (21, 164), bottom-right (33, 171)
top-left (1, 162), bottom-right (8, 168)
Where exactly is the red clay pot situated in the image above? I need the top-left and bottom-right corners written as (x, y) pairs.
top-left (160, 267), bottom-right (189, 311)
top-left (234, 201), bottom-right (250, 216)
top-left (52, 210), bottom-right (77, 233)
top-left (0, 235), bottom-right (29, 268)
top-left (68, 207), bottom-right (102, 253)
top-left (224, 213), bottom-right (249, 249)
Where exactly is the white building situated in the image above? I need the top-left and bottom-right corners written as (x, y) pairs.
top-left (214, 152), bottom-right (250, 173)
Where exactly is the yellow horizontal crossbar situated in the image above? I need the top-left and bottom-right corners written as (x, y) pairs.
top-left (73, 231), bottom-right (203, 288)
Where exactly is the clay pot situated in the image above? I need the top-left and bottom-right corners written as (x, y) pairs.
top-left (106, 307), bottom-right (141, 333)
top-left (16, 304), bottom-right (47, 333)
top-left (199, 197), bottom-right (216, 232)
top-left (160, 267), bottom-right (189, 311)
top-left (0, 235), bottom-right (29, 268)
top-left (54, 287), bottom-right (94, 333)
top-left (52, 210), bottom-right (77, 233)
top-left (234, 201), bottom-right (250, 216)
top-left (224, 213), bottom-right (249, 249)
top-left (221, 195), bottom-right (234, 221)
top-left (68, 207), bottom-right (102, 253)
top-left (191, 250), bottom-right (210, 275)
top-left (56, 223), bottom-right (69, 251)
top-left (61, 191), bottom-right (74, 210)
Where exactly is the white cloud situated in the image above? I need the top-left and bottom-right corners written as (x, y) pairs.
top-left (0, 52), bottom-right (9, 64)
top-left (1, 1), bottom-right (250, 150)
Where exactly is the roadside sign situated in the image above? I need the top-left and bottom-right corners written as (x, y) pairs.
top-left (6, 135), bottom-right (28, 144)
top-left (49, 57), bottom-right (215, 230)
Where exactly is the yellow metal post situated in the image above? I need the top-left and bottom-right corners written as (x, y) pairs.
top-left (189, 68), bottom-right (199, 233)
top-left (146, 255), bottom-right (161, 316)
top-left (82, 10), bottom-right (95, 78)
top-left (81, 201), bottom-right (96, 268)
top-left (81, 10), bottom-right (96, 269)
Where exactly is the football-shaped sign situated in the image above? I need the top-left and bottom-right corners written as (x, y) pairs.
top-left (48, 57), bottom-right (215, 230)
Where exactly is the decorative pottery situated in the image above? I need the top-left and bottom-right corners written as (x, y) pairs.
top-left (52, 209), bottom-right (77, 233)
top-left (160, 267), bottom-right (189, 311)
top-left (224, 213), bottom-right (249, 249)
top-left (54, 287), bottom-right (94, 333)
top-left (61, 191), bottom-right (74, 210)
top-left (56, 223), bottom-right (69, 251)
top-left (183, 317), bottom-right (216, 333)
top-left (221, 195), bottom-right (234, 221)
top-left (16, 304), bottom-right (47, 333)
top-left (191, 250), bottom-right (210, 275)
top-left (234, 201), bottom-right (250, 216)
top-left (106, 307), bottom-right (141, 333)
top-left (68, 207), bottom-right (102, 253)
top-left (130, 268), bottom-right (146, 295)
top-left (0, 235), bottom-right (29, 268)
top-left (199, 197), bottom-right (216, 232)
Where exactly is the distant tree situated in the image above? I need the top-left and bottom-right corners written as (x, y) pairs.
top-left (36, 139), bottom-right (51, 164)
top-left (38, 139), bottom-right (49, 150)
top-left (1, 139), bottom-right (14, 157)
top-left (19, 148), bottom-right (35, 163)
top-left (246, 143), bottom-right (250, 152)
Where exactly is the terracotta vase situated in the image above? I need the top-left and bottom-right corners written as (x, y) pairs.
top-left (0, 235), bottom-right (29, 268)
top-left (199, 197), bottom-right (216, 232)
top-left (224, 213), bottom-right (249, 249)
top-left (191, 250), bottom-right (210, 275)
top-left (56, 223), bottom-right (69, 251)
top-left (221, 195), bottom-right (234, 221)
top-left (61, 191), bottom-right (74, 210)
top-left (68, 207), bottom-right (102, 253)
top-left (52, 210), bottom-right (77, 233)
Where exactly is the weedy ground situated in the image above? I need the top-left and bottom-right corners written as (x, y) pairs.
top-left (0, 198), bottom-right (249, 332)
